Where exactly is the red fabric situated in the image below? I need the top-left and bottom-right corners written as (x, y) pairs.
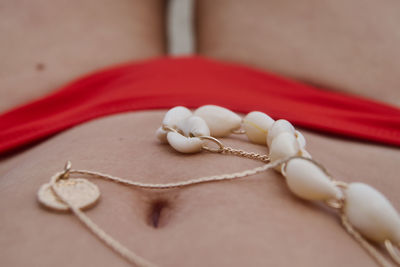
top-left (1, 56), bottom-right (400, 155)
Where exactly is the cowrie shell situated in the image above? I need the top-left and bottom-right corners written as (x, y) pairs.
top-left (156, 127), bottom-right (168, 143)
top-left (299, 149), bottom-right (312, 159)
top-left (269, 132), bottom-right (300, 162)
top-left (295, 130), bottom-right (306, 148)
top-left (344, 183), bottom-right (400, 243)
top-left (269, 132), bottom-right (301, 172)
top-left (267, 119), bottom-right (295, 147)
top-left (177, 116), bottom-right (210, 137)
top-left (162, 106), bottom-right (192, 128)
top-left (157, 106), bottom-right (193, 142)
top-left (194, 105), bottom-right (242, 137)
top-left (285, 158), bottom-right (342, 201)
top-left (167, 132), bottom-right (204, 153)
top-left (243, 111), bottom-right (275, 145)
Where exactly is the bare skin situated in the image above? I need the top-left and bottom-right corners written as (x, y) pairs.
top-left (0, 0), bottom-right (165, 112)
top-left (196, 0), bottom-right (400, 106)
top-left (1, 111), bottom-right (399, 267)
top-left (1, 0), bottom-right (400, 266)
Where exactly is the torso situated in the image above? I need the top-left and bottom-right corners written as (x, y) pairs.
top-left (1, 110), bottom-right (398, 266)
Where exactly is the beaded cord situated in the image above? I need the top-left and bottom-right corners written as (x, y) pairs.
top-left (39, 105), bottom-right (400, 267)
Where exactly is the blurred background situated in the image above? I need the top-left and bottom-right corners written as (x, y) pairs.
top-left (167, 0), bottom-right (194, 55)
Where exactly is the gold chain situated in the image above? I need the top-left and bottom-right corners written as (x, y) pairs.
top-left (197, 135), bottom-right (270, 163)
top-left (221, 146), bottom-right (270, 163)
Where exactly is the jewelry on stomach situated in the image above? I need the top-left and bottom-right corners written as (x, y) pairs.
top-left (38, 105), bottom-right (400, 267)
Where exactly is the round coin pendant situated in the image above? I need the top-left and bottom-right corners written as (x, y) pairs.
top-left (38, 178), bottom-right (100, 211)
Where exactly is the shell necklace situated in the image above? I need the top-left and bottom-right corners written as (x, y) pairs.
top-left (38, 105), bottom-right (400, 267)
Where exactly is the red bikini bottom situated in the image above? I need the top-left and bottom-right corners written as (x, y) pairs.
top-left (1, 56), bottom-right (400, 156)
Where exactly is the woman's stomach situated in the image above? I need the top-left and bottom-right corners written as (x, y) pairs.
top-left (1, 110), bottom-right (398, 266)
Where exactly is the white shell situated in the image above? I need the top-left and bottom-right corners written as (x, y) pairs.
top-left (285, 158), bottom-right (342, 201)
top-left (295, 130), bottom-right (306, 148)
top-left (267, 119), bottom-right (295, 147)
top-left (166, 132), bottom-right (204, 153)
top-left (156, 127), bottom-right (168, 143)
top-left (344, 183), bottom-right (400, 243)
top-left (299, 149), bottom-right (312, 159)
top-left (177, 116), bottom-right (210, 137)
top-left (157, 106), bottom-right (193, 142)
top-left (162, 106), bottom-right (192, 128)
top-left (269, 132), bottom-right (300, 172)
top-left (269, 132), bottom-right (300, 162)
top-left (194, 105), bottom-right (242, 137)
top-left (243, 111), bottom-right (275, 145)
